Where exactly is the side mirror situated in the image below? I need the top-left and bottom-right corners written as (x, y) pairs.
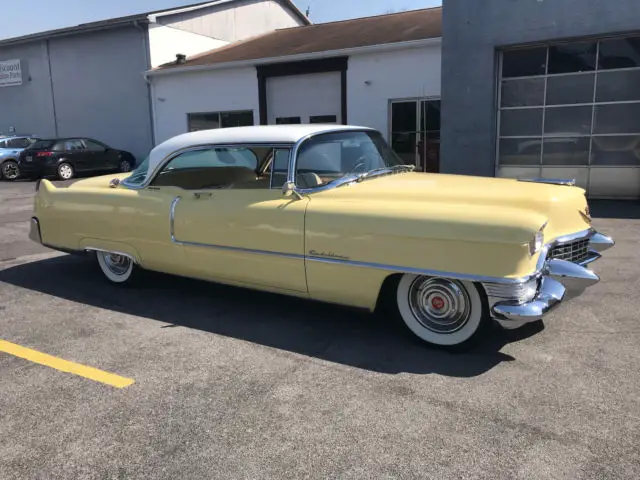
top-left (282, 181), bottom-right (303, 200)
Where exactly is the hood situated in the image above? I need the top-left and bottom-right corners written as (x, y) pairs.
top-left (316, 172), bottom-right (591, 240)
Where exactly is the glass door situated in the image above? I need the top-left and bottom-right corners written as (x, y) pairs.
top-left (390, 98), bottom-right (441, 172)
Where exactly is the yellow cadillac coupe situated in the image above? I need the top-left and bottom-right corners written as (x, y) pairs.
top-left (29, 125), bottom-right (614, 349)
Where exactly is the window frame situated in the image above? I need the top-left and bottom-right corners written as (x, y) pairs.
top-left (147, 143), bottom-right (294, 191)
top-left (186, 110), bottom-right (255, 132)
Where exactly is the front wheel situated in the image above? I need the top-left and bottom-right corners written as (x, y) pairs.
top-left (95, 251), bottom-right (139, 285)
top-left (1, 160), bottom-right (20, 181)
top-left (394, 274), bottom-right (488, 350)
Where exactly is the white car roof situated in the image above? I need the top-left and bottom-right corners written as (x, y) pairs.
top-left (146, 125), bottom-right (374, 175)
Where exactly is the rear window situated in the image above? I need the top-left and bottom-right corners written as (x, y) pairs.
top-left (31, 140), bottom-right (55, 149)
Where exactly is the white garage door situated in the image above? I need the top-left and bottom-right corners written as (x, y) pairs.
top-left (267, 72), bottom-right (341, 125)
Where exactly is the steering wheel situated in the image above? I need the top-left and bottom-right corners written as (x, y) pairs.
top-left (350, 156), bottom-right (369, 174)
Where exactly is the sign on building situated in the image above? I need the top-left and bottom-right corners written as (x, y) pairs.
top-left (0, 59), bottom-right (22, 87)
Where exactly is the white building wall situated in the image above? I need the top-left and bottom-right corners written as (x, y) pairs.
top-left (152, 67), bottom-right (259, 144)
top-left (347, 43), bottom-right (442, 139)
top-left (148, 24), bottom-right (229, 68)
top-left (159, 0), bottom-right (305, 43)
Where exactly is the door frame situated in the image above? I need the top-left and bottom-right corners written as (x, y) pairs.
top-left (388, 96), bottom-right (441, 172)
top-left (257, 57), bottom-right (349, 126)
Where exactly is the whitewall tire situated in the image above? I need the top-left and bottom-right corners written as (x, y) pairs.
top-left (95, 251), bottom-right (137, 285)
top-left (395, 274), bottom-right (487, 349)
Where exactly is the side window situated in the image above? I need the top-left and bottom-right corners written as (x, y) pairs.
top-left (152, 147), bottom-right (260, 190)
top-left (7, 138), bottom-right (30, 148)
top-left (83, 140), bottom-right (106, 152)
top-left (65, 140), bottom-right (85, 151)
top-left (52, 142), bottom-right (66, 152)
top-left (270, 149), bottom-right (290, 189)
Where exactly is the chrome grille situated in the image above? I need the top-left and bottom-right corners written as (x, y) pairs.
top-left (549, 238), bottom-right (590, 264)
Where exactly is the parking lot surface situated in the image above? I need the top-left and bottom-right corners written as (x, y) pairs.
top-left (1, 179), bottom-right (639, 479)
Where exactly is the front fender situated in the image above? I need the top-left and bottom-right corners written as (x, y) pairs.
top-left (305, 200), bottom-right (546, 280)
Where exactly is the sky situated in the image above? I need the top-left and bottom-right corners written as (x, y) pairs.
top-left (1, 0), bottom-right (441, 40)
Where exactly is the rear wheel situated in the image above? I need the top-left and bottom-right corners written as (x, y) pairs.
top-left (1, 160), bottom-right (20, 181)
top-left (393, 274), bottom-right (488, 350)
top-left (119, 159), bottom-right (132, 173)
top-left (95, 251), bottom-right (139, 285)
top-left (57, 162), bottom-right (74, 180)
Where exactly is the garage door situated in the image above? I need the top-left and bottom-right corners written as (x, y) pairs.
top-left (496, 36), bottom-right (640, 199)
top-left (267, 72), bottom-right (341, 125)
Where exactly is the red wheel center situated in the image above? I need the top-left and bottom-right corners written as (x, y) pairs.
top-left (431, 297), bottom-right (445, 310)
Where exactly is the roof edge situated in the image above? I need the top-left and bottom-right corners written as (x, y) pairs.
top-left (0, 16), bottom-right (149, 47)
top-left (147, 37), bottom-right (442, 77)
top-left (0, 0), bottom-right (310, 47)
top-left (148, 0), bottom-right (310, 25)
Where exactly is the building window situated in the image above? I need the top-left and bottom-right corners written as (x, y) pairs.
top-left (187, 111), bottom-right (254, 132)
top-left (390, 98), bottom-right (441, 172)
top-left (310, 115), bottom-right (338, 124)
top-left (497, 35), bottom-right (640, 196)
top-left (276, 117), bottom-right (302, 125)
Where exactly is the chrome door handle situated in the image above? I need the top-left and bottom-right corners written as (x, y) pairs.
top-left (193, 192), bottom-right (212, 199)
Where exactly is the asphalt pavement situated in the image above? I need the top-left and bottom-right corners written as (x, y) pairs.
top-left (1, 179), bottom-right (639, 479)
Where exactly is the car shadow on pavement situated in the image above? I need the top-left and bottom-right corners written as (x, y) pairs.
top-left (0, 255), bottom-right (545, 378)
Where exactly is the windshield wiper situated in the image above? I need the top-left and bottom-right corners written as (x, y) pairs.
top-left (358, 164), bottom-right (415, 181)
top-left (332, 164), bottom-right (415, 189)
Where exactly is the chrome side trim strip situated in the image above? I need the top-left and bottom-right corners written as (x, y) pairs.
top-left (174, 239), bottom-right (307, 260)
top-left (168, 199), bottom-right (611, 286)
top-left (303, 255), bottom-right (529, 284)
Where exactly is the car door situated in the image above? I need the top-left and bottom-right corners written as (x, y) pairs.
top-left (81, 139), bottom-right (114, 172)
top-left (150, 145), bottom-right (309, 292)
top-left (62, 139), bottom-right (89, 171)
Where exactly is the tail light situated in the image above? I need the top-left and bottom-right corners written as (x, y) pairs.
top-left (36, 151), bottom-right (53, 157)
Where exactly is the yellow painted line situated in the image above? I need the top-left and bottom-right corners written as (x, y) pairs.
top-left (0, 339), bottom-right (134, 389)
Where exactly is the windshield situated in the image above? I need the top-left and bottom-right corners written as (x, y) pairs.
top-left (122, 155), bottom-right (150, 187)
top-left (295, 130), bottom-right (409, 189)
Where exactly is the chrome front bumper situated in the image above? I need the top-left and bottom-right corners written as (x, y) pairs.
top-left (489, 230), bottom-right (614, 330)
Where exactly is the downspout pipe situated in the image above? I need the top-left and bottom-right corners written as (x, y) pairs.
top-left (134, 19), bottom-right (157, 149)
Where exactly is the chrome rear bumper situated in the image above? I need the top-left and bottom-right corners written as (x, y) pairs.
top-left (29, 217), bottom-right (42, 244)
top-left (490, 229), bottom-right (613, 330)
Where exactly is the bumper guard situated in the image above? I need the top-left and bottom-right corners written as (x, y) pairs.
top-left (490, 230), bottom-right (614, 329)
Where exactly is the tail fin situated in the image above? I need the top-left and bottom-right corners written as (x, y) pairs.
top-left (36, 178), bottom-right (56, 194)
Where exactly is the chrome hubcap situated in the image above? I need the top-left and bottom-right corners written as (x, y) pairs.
top-left (103, 253), bottom-right (131, 276)
top-left (60, 165), bottom-right (72, 179)
top-left (3, 162), bottom-right (18, 179)
top-left (408, 277), bottom-right (471, 334)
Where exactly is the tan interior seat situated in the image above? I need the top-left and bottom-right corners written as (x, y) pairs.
top-left (296, 172), bottom-right (323, 189)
